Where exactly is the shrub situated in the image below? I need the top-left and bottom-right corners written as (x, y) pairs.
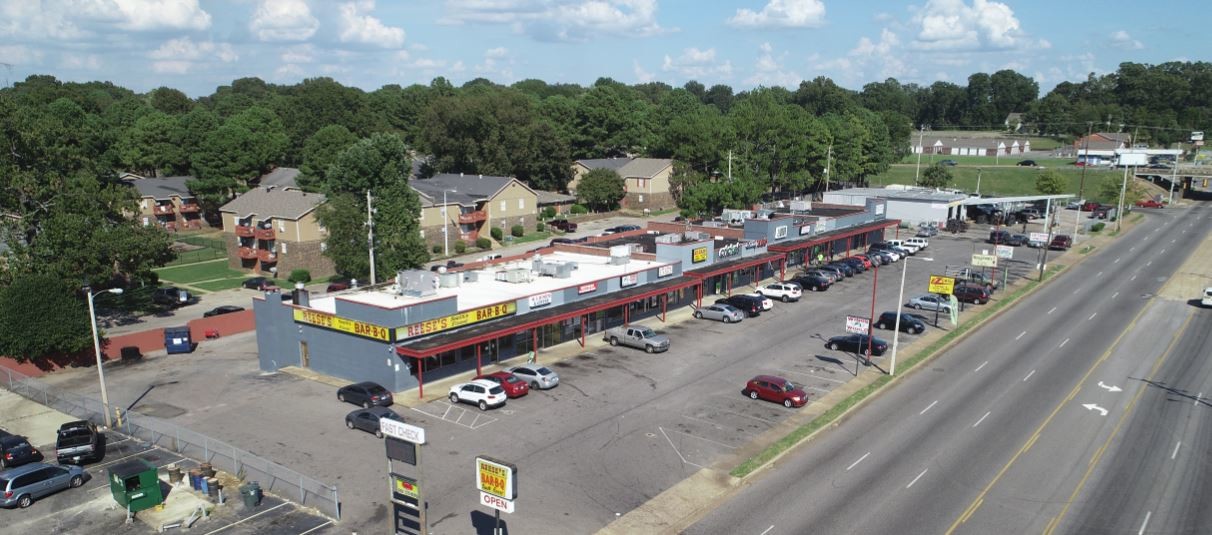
top-left (476, 237), bottom-right (491, 249)
top-left (491, 227), bottom-right (504, 241)
top-left (541, 206), bottom-right (556, 219)
top-left (1090, 222), bottom-right (1105, 232)
top-left (536, 221), bottom-right (545, 232)
top-left (288, 269), bottom-right (311, 284)
top-left (511, 224), bottom-right (524, 237)
top-left (454, 240), bottom-right (466, 254)
top-left (432, 244), bottom-right (441, 254)
top-left (570, 204), bottom-right (588, 215)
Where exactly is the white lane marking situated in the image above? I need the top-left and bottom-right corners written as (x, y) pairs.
top-left (1023, 369), bottom-right (1036, 381)
top-left (1131, 275), bottom-right (1138, 281)
top-left (659, 427), bottom-right (704, 469)
top-left (1059, 338), bottom-right (1070, 348)
top-left (1114, 257), bottom-right (1121, 264)
top-left (920, 400), bottom-right (939, 415)
top-left (846, 452), bottom-right (871, 471)
top-left (974, 361), bottom-right (988, 372)
top-left (298, 521), bottom-right (334, 535)
top-left (1089, 312), bottom-right (1098, 321)
top-left (1112, 292), bottom-right (1119, 299)
top-left (907, 469), bottom-right (928, 489)
top-left (1073, 288), bottom-right (1081, 295)
top-left (1016, 331), bottom-right (1026, 340)
top-left (1096, 271), bottom-right (1103, 277)
top-left (1147, 261), bottom-right (1153, 266)
top-left (1172, 441), bottom-right (1182, 460)
top-left (1171, 238), bottom-right (1177, 243)
top-left (1130, 246), bottom-right (1136, 251)
top-left (973, 411), bottom-right (991, 428)
top-left (1197, 392), bottom-right (1204, 407)
top-left (1138, 511), bottom-right (1152, 535)
top-left (203, 503), bottom-right (289, 535)
top-left (760, 526), bottom-right (775, 535)
top-left (1048, 307), bottom-right (1057, 314)
top-left (1161, 248), bottom-right (1166, 254)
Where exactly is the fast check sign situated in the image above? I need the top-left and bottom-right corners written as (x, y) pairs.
top-left (928, 275), bottom-right (955, 295)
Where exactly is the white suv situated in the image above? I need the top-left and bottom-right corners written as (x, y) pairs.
top-left (449, 379), bottom-right (507, 411)
top-left (905, 237), bottom-right (929, 249)
top-left (758, 283), bottom-right (802, 303)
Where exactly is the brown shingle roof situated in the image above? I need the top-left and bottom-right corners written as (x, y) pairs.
top-left (219, 186), bottom-right (326, 220)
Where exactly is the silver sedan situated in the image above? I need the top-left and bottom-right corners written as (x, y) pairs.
top-left (906, 294), bottom-right (953, 312)
top-left (694, 303), bottom-right (744, 323)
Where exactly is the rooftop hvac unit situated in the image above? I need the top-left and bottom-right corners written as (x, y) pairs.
top-left (609, 245), bottom-right (631, 258)
top-left (554, 263), bottom-right (574, 278)
top-left (438, 272), bottom-right (460, 288)
top-left (609, 255), bottom-right (629, 265)
top-left (396, 270), bottom-right (438, 297)
top-left (502, 267), bottom-right (533, 284)
top-left (654, 233), bottom-right (682, 244)
top-left (463, 271), bottom-right (479, 283)
top-left (790, 200), bottom-right (812, 212)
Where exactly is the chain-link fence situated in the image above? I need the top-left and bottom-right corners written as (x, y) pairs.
top-left (167, 235), bottom-right (228, 266)
top-left (0, 365), bottom-right (341, 520)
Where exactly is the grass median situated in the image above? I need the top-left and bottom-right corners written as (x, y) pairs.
top-left (730, 265), bottom-right (1066, 479)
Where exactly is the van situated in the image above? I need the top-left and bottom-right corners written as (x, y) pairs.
top-left (905, 237), bottom-right (929, 249)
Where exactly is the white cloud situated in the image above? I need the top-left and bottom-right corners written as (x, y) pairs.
top-left (910, 0), bottom-right (1044, 51)
top-left (0, 45), bottom-right (46, 65)
top-left (661, 47), bottom-right (733, 79)
top-left (474, 47), bottom-right (514, 79)
top-left (744, 42), bottom-right (799, 87)
top-left (850, 28), bottom-right (899, 57)
top-left (485, 47), bottom-right (508, 59)
top-left (148, 37), bottom-right (238, 73)
top-left (1110, 30), bottom-right (1143, 50)
top-left (281, 44), bottom-right (315, 64)
top-left (634, 60), bottom-right (655, 83)
top-left (274, 63), bottom-right (306, 80)
top-left (60, 53), bottom-right (102, 70)
top-left (338, 0), bottom-right (406, 48)
top-left (0, 0), bottom-right (211, 41)
top-left (440, 0), bottom-right (670, 41)
top-left (728, 0), bottom-right (826, 29)
top-left (250, 0), bottom-right (319, 42)
top-left (110, 0), bottom-right (211, 31)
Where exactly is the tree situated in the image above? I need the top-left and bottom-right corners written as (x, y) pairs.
top-left (1035, 170), bottom-right (1067, 195)
top-left (148, 87), bottom-right (193, 115)
top-left (190, 106), bottom-right (288, 206)
top-left (323, 132), bottom-right (411, 195)
top-left (729, 89), bottom-right (828, 195)
top-left (298, 125), bottom-right (358, 191)
top-left (918, 164), bottom-right (952, 189)
top-left (0, 274), bottom-right (95, 370)
top-left (116, 110), bottom-right (188, 176)
top-left (316, 183), bottom-right (428, 278)
top-left (576, 168), bottom-right (625, 211)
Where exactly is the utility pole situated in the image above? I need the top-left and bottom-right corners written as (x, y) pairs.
top-left (727, 150), bottom-right (733, 181)
top-left (366, 190), bottom-right (376, 285)
top-left (1074, 122), bottom-right (1092, 238)
top-left (1169, 151), bottom-right (1179, 204)
top-left (1115, 163), bottom-right (1130, 233)
top-left (976, 168), bottom-right (983, 196)
top-left (824, 144), bottom-right (832, 192)
top-left (914, 125), bottom-right (927, 183)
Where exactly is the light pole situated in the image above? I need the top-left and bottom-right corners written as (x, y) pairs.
top-left (915, 125), bottom-right (929, 183)
top-left (890, 256), bottom-right (933, 376)
top-left (976, 168), bottom-right (983, 196)
top-left (86, 286), bottom-right (123, 428)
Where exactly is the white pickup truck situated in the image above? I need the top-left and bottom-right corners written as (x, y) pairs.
top-left (603, 326), bottom-right (670, 353)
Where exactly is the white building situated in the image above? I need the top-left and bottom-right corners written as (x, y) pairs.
top-left (823, 187), bottom-right (969, 227)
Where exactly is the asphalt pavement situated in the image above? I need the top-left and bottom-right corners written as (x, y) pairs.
top-left (684, 202), bottom-right (1211, 535)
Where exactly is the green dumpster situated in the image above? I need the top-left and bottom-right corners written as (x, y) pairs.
top-left (109, 459), bottom-right (164, 513)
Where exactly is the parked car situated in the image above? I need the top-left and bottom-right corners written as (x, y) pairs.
top-left (1016, 160), bottom-right (1038, 167)
top-left (953, 284), bottom-right (991, 304)
top-left (152, 286), bottom-right (193, 307)
top-left (508, 364), bottom-right (560, 390)
top-left (988, 230), bottom-right (1012, 245)
top-left (916, 226), bottom-right (939, 237)
top-left (54, 421), bottom-right (100, 465)
top-left (826, 334), bottom-right (889, 356)
top-left (549, 238), bottom-right (577, 246)
top-left (715, 295), bottom-right (765, 317)
top-left (846, 255), bottom-right (873, 269)
top-left (694, 303), bottom-right (745, 323)
top-left (789, 274), bottom-right (831, 292)
top-left (1066, 199), bottom-right (1087, 210)
top-left (757, 283), bottom-right (802, 302)
top-left (939, 159), bottom-right (958, 166)
top-left (886, 239), bottom-right (920, 254)
top-left (868, 245), bottom-right (901, 262)
top-left (1018, 208), bottom-right (1042, 220)
top-left (326, 278), bottom-right (352, 292)
top-left (449, 379), bottom-right (507, 411)
top-left (0, 462), bottom-right (88, 508)
top-left (203, 305), bottom-right (245, 318)
top-left (1202, 287), bottom-right (1212, 308)
top-left (864, 252), bottom-right (890, 266)
top-left (548, 219), bottom-right (578, 232)
top-left (1147, 162), bottom-right (1172, 169)
top-left (839, 257), bottom-right (868, 273)
top-left (743, 375), bottom-right (808, 408)
top-left (815, 264), bottom-right (849, 280)
top-left (475, 371), bottom-right (530, 398)
top-left (242, 277), bottom-right (273, 290)
top-left (907, 294), bottom-right (953, 312)
top-left (876, 311), bottom-right (927, 334)
top-left (1049, 235), bottom-right (1073, 250)
top-left (337, 381), bottom-right (394, 408)
top-left (604, 225), bottom-right (641, 234)
top-left (1028, 235), bottom-right (1047, 248)
top-left (603, 325), bottom-right (670, 352)
top-left (826, 262), bottom-right (856, 277)
top-left (1080, 201), bottom-right (1100, 212)
top-left (1006, 234), bottom-right (1029, 247)
top-left (1135, 199), bottom-right (1164, 208)
top-left (344, 406), bottom-right (403, 438)
top-left (904, 237), bottom-right (929, 249)
top-left (1091, 205), bottom-right (1111, 219)
top-left (806, 268), bottom-right (840, 283)
top-left (0, 433), bottom-right (40, 470)
top-left (950, 268), bottom-right (998, 290)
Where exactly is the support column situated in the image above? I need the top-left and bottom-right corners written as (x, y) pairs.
top-left (532, 328), bottom-right (538, 358)
top-left (696, 284), bottom-right (703, 307)
top-left (661, 293), bottom-right (667, 322)
top-left (580, 315), bottom-right (586, 348)
top-left (727, 273), bottom-right (732, 295)
top-left (780, 259), bottom-right (786, 281)
top-left (623, 304), bottom-right (629, 326)
top-left (476, 345), bottom-right (482, 377)
top-left (417, 360), bottom-right (424, 400)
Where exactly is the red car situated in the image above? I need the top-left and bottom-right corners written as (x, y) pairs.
top-left (744, 375), bottom-right (809, 408)
top-left (847, 255), bottom-right (873, 269)
top-left (1135, 199), bottom-right (1164, 208)
top-left (475, 371), bottom-right (529, 398)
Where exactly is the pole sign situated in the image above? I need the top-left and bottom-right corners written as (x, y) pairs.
top-left (381, 419), bottom-right (426, 444)
top-left (480, 491), bottom-right (515, 513)
top-left (845, 315), bottom-right (869, 334)
top-left (476, 456), bottom-right (517, 501)
top-left (928, 275), bottom-right (955, 295)
top-left (971, 253), bottom-right (998, 268)
top-left (995, 245), bottom-right (1014, 259)
top-left (948, 295), bottom-right (960, 325)
top-left (1029, 232), bottom-right (1049, 244)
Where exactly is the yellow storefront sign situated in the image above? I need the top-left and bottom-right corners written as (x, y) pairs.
top-left (396, 302), bottom-right (517, 340)
top-left (293, 309), bottom-right (391, 341)
top-left (692, 247), bottom-right (708, 263)
top-left (928, 275), bottom-right (956, 295)
top-left (476, 457), bottom-right (516, 500)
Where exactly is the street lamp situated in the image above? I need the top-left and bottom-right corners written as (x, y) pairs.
top-left (85, 286), bottom-right (123, 428)
top-left (442, 189), bottom-right (457, 257)
top-left (890, 257), bottom-right (933, 376)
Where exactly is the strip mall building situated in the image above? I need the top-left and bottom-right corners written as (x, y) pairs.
top-left (254, 199), bottom-right (897, 396)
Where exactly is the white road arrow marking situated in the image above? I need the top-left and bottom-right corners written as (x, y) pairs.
top-left (1097, 382), bottom-right (1122, 393)
top-left (1083, 403), bottom-right (1108, 416)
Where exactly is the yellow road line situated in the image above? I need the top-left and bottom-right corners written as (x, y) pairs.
top-left (944, 299), bottom-right (1153, 535)
top-left (1043, 310), bottom-right (1195, 535)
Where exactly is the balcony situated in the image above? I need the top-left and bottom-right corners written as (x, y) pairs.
top-left (178, 202), bottom-right (200, 214)
top-left (235, 225), bottom-right (255, 238)
top-left (153, 204), bottom-right (174, 216)
top-left (258, 249), bottom-right (278, 263)
top-left (458, 210), bottom-right (487, 224)
top-left (254, 226), bottom-right (276, 240)
top-left (238, 247), bottom-right (258, 260)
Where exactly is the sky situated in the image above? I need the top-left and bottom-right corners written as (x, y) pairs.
top-left (0, 0), bottom-right (1201, 97)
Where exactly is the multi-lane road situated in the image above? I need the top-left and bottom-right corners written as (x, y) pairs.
top-left (688, 202), bottom-right (1211, 535)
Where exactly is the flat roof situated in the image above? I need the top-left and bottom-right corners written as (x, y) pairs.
top-left (957, 194), bottom-right (1073, 205)
top-left (825, 188), bottom-right (968, 203)
top-left (309, 251), bottom-right (674, 314)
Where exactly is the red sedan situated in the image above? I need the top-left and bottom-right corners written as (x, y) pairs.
top-left (1134, 199), bottom-right (1164, 208)
top-left (476, 371), bottom-right (530, 398)
top-left (847, 255), bottom-right (873, 269)
top-left (744, 375), bottom-right (809, 408)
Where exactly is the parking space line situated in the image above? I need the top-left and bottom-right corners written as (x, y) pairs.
top-left (1171, 441), bottom-right (1181, 460)
top-left (907, 469), bottom-right (928, 489)
top-left (710, 407), bottom-right (776, 425)
top-left (682, 414), bottom-right (726, 431)
top-left (659, 427), bottom-right (704, 469)
top-left (202, 502), bottom-right (289, 535)
top-left (663, 427), bottom-right (738, 450)
top-left (1112, 292), bottom-right (1119, 299)
top-left (1089, 313), bottom-right (1097, 321)
top-left (298, 520), bottom-right (333, 535)
top-left (846, 452), bottom-right (870, 471)
top-left (91, 449), bottom-right (154, 469)
top-left (1059, 338), bottom-right (1070, 348)
top-left (1048, 307), bottom-right (1057, 314)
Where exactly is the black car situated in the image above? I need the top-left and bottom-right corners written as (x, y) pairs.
top-left (816, 264), bottom-right (848, 280)
top-left (789, 274), bottom-right (831, 292)
top-left (1016, 160), bottom-right (1038, 167)
top-left (337, 382), bottom-right (394, 408)
top-left (242, 277), bottom-right (272, 290)
top-left (876, 311), bottom-right (927, 334)
top-left (1006, 234), bottom-right (1029, 246)
top-left (838, 258), bottom-right (867, 273)
top-left (939, 159), bottom-right (958, 166)
top-left (345, 406), bottom-right (404, 438)
top-left (605, 225), bottom-right (641, 234)
top-left (715, 295), bottom-right (763, 317)
top-left (827, 262), bottom-right (856, 277)
top-left (203, 305), bottom-right (245, 318)
top-left (988, 230), bottom-right (1012, 245)
top-left (0, 432), bottom-right (41, 470)
top-left (954, 284), bottom-right (991, 304)
top-left (548, 219), bottom-right (578, 232)
top-left (916, 226), bottom-right (939, 237)
top-left (826, 334), bottom-right (889, 356)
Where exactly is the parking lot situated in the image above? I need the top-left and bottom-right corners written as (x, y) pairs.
top-left (32, 219), bottom-right (1054, 534)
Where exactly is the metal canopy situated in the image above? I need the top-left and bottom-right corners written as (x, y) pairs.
top-left (956, 194), bottom-right (1074, 206)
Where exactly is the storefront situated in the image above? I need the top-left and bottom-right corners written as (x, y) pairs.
top-left (772, 219), bottom-right (900, 275)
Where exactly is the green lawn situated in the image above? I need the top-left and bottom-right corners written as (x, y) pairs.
top-left (506, 230), bottom-right (554, 245)
top-left (192, 278), bottom-right (251, 292)
top-left (154, 259), bottom-right (247, 284)
top-left (898, 154), bottom-right (1071, 167)
top-left (872, 163), bottom-right (1123, 198)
